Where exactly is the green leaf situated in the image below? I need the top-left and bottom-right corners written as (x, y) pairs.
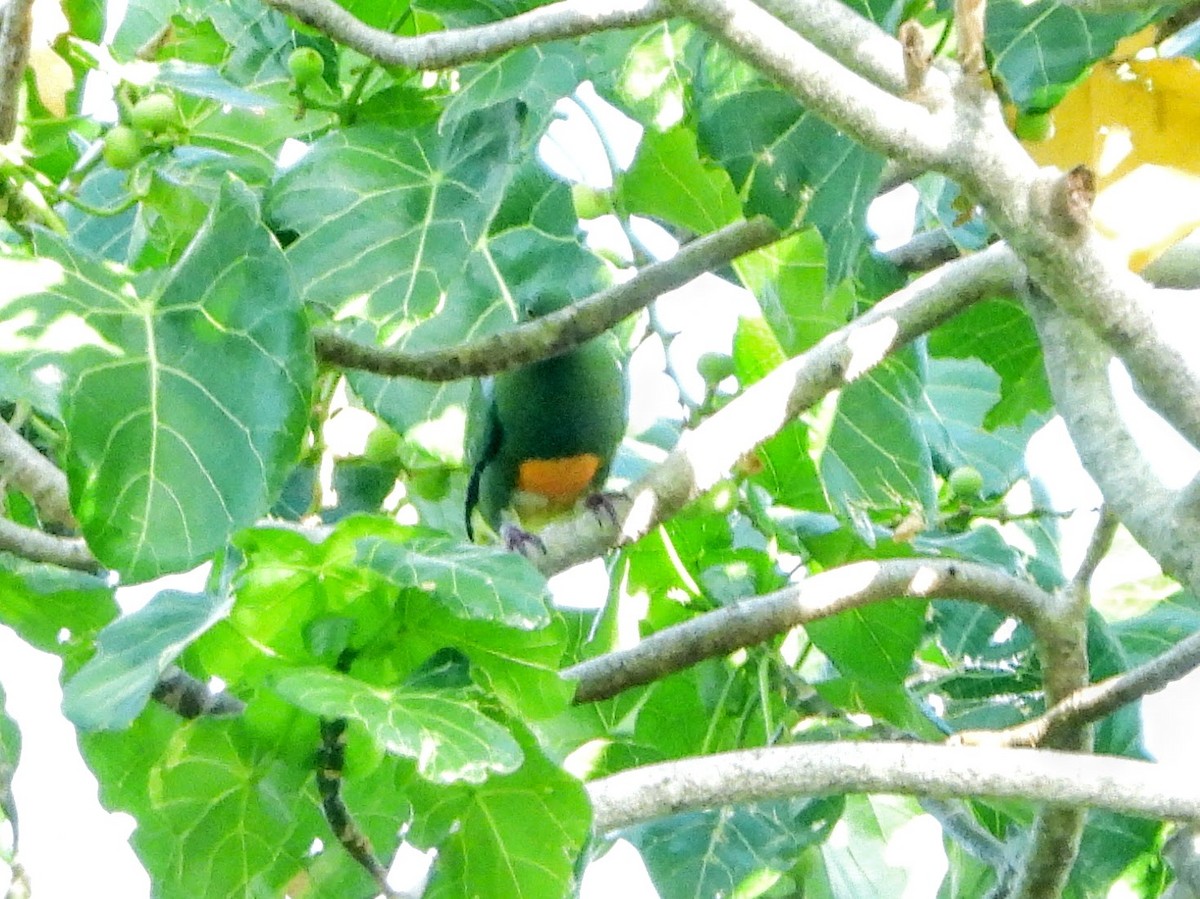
top-left (357, 534), bottom-right (552, 629)
top-left (817, 678), bottom-right (945, 737)
top-left (63, 589), bottom-right (230, 731)
top-left (409, 720), bottom-right (591, 899)
top-left (0, 683), bottom-right (19, 848)
top-left (732, 314), bottom-right (787, 386)
top-left (734, 229), bottom-right (852, 355)
top-left (1071, 811), bottom-right (1160, 898)
top-left (820, 351), bottom-right (936, 523)
top-left (694, 46), bottom-right (884, 283)
top-left (61, 167), bottom-right (138, 266)
top-left (272, 667), bottom-right (522, 784)
top-left (112, 0), bottom-right (183, 60)
top-left (82, 701), bottom-right (318, 898)
top-left (1087, 610), bottom-right (1145, 758)
top-left (927, 297), bottom-right (1051, 429)
top-left (932, 598), bottom-right (1034, 663)
top-left (157, 60), bottom-right (282, 108)
top-left (444, 42), bottom-right (582, 136)
top-left (589, 21), bottom-right (698, 130)
top-left (918, 357), bottom-right (1046, 496)
top-left (395, 589), bottom-right (572, 719)
top-left (620, 125), bottom-right (741, 233)
top-left (988, 0), bottom-right (1151, 109)
top-left (804, 796), bottom-right (931, 896)
top-left (753, 420), bottom-right (828, 511)
top-left (0, 180), bottom-right (313, 580)
top-left (350, 159), bottom-right (605, 447)
top-left (628, 796), bottom-right (842, 899)
top-left (806, 599), bottom-right (926, 684)
top-left (267, 108), bottom-right (520, 328)
top-left (1109, 590), bottom-right (1200, 667)
top-left (0, 560), bottom-right (118, 671)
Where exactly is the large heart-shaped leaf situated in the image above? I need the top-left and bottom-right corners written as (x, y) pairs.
top-left (0, 179), bottom-right (312, 580)
top-left (267, 107), bottom-right (520, 329)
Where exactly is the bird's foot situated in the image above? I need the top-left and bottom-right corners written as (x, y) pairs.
top-left (500, 523), bottom-right (546, 557)
top-left (584, 490), bottom-right (625, 528)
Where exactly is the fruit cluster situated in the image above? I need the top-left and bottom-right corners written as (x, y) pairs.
top-left (101, 93), bottom-right (182, 170)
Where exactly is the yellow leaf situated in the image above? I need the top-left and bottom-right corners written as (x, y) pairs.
top-left (27, 0), bottom-right (73, 118)
top-left (28, 47), bottom-right (73, 118)
top-left (1024, 58), bottom-right (1200, 270)
top-left (1113, 24), bottom-right (1158, 59)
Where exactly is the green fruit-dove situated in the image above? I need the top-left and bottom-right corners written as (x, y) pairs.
top-left (465, 293), bottom-right (628, 548)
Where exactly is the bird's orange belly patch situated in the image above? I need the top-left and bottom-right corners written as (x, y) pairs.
top-left (517, 454), bottom-right (601, 503)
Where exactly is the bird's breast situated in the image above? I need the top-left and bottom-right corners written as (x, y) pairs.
top-left (516, 453), bottom-right (601, 503)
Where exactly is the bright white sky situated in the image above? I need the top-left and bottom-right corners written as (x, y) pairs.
top-left (4, 13), bottom-right (1200, 899)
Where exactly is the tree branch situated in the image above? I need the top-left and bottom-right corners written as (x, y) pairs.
top-left (564, 557), bottom-right (1054, 702)
top-left (0, 517), bottom-right (97, 572)
top-left (534, 243), bottom-right (1024, 575)
top-left (588, 742), bottom-right (1200, 833)
top-left (754, 0), bottom-right (945, 97)
top-left (1069, 506), bottom-right (1118, 598)
top-left (264, 0), bottom-right (667, 70)
top-left (1026, 292), bottom-right (1200, 593)
top-left (314, 217), bottom-right (780, 381)
top-left (951, 142), bottom-right (1200, 459)
top-left (0, 0), bottom-right (33, 142)
top-left (960, 627), bottom-right (1200, 750)
top-left (667, 0), bottom-right (950, 166)
top-left (0, 418), bottom-right (75, 529)
top-left (673, 0), bottom-right (1200, 461)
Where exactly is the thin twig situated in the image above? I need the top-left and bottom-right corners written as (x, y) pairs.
top-left (957, 627), bottom-right (1200, 749)
top-left (1070, 506), bottom-right (1118, 598)
top-left (314, 217), bottom-right (780, 381)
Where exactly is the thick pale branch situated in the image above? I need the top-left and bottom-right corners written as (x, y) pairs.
top-left (534, 243), bottom-right (1024, 575)
top-left (1027, 293), bottom-right (1200, 592)
top-left (588, 742), bottom-right (1200, 833)
top-left (315, 217), bottom-right (780, 381)
top-left (667, 0), bottom-right (949, 166)
top-left (0, 418), bottom-right (75, 529)
top-left (565, 558), bottom-right (1053, 702)
top-left (265, 0), bottom-right (667, 70)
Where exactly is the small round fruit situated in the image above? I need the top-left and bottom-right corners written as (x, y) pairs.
top-left (1014, 110), bottom-right (1053, 142)
top-left (948, 465), bottom-right (984, 498)
top-left (697, 352), bottom-right (735, 384)
top-left (571, 183), bottom-right (612, 219)
top-left (130, 93), bottom-right (180, 134)
top-left (287, 47), bottom-right (325, 86)
top-left (102, 126), bottom-right (142, 170)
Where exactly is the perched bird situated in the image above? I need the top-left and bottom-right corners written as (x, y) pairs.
top-left (465, 294), bottom-right (628, 550)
